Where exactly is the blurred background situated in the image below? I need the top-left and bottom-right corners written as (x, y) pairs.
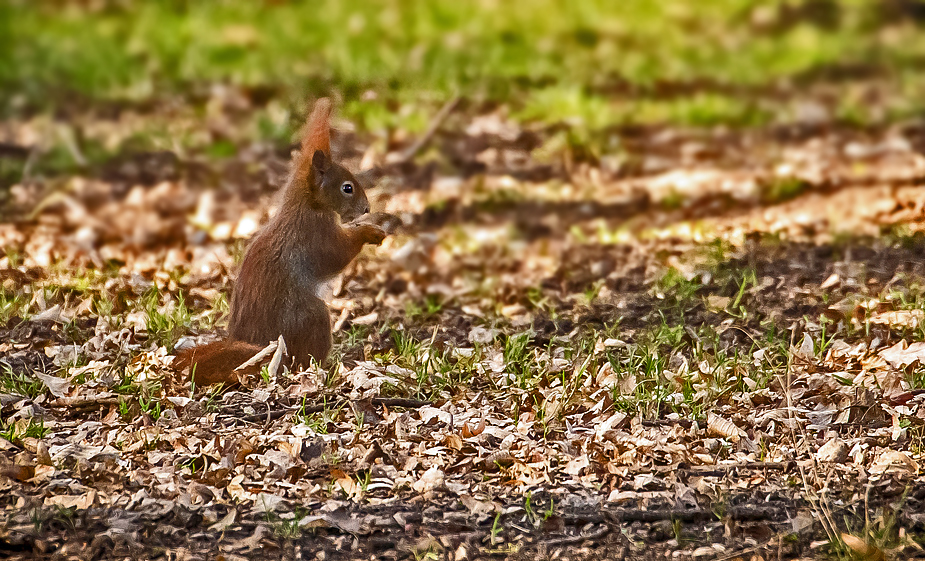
top-left (4, 0), bottom-right (925, 183)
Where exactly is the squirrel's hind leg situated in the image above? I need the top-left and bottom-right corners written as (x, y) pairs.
top-left (283, 295), bottom-right (333, 369)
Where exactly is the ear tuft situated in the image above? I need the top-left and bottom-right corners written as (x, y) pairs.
top-left (294, 98), bottom-right (333, 179)
top-left (302, 98), bottom-right (332, 156)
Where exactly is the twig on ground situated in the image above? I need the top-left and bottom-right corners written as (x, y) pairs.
top-left (233, 396), bottom-right (432, 423)
top-left (538, 524), bottom-right (611, 546)
top-left (678, 461), bottom-right (795, 475)
top-left (48, 396), bottom-right (121, 410)
top-left (396, 95), bottom-right (460, 163)
top-left (604, 506), bottom-right (782, 523)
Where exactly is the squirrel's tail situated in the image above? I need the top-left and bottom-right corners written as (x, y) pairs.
top-left (173, 340), bottom-right (266, 388)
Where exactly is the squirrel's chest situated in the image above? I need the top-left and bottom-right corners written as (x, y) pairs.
top-left (313, 275), bottom-right (341, 302)
top-left (279, 248), bottom-right (340, 302)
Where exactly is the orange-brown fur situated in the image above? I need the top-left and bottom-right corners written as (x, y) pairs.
top-left (174, 97), bottom-right (385, 387)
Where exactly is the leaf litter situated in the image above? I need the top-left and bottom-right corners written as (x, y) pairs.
top-left (2, 97), bottom-right (925, 559)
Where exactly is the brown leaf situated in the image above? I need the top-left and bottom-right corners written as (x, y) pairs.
top-left (461, 418), bottom-right (485, 438)
top-left (870, 309), bottom-right (924, 329)
top-left (879, 341), bottom-right (925, 369)
top-left (36, 373), bottom-right (71, 398)
top-left (707, 413), bottom-right (742, 443)
top-left (841, 534), bottom-right (885, 561)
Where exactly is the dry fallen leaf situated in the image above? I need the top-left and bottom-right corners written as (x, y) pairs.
top-left (841, 533), bottom-right (886, 561)
top-left (35, 373), bottom-right (71, 398)
top-left (412, 465), bottom-right (444, 493)
top-left (707, 413), bottom-right (742, 443)
top-left (870, 309), bottom-right (924, 329)
top-left (879, 341), bottom-right (925, 369)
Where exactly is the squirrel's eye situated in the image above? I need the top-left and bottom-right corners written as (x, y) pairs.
top-left (341, 182), bottom-right (354, 194)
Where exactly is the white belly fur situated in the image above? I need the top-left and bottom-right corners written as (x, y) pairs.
top-left (314, 275), bottom-right (342, 302)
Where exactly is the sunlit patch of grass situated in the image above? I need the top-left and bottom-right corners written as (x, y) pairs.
top-left (761, 176), bottom-right (810, 204)
top-left (370, 326), bottom-right (484, 400)
top-left (601, 307), bottom-right (789, 420)
top-left (0, 363), bottom-right (45, 399)
top-left (503, 331), bottom-right (538, 389)
top-left (294, 397), bottom-right (343, 433)
top-left (592, 220), bottom-right (635, 246)
top-left (45, 261), bottom-right (118, 295)
top-left (387, 329), bottom-right (423, 369)
top-left (606, 343), bottom-right (672, 418)
top-left (0, 287), bottom-right (30, 324)
top-left (0, 417), bottom-right (49, 442)
top-left (653, 268), bottom-right (702, 314)
top-left (404, 294), bottom-right (445, 323)
top-left (196, 292), bottom-right (229, 331)
top-left (517, 85), bottom-right (616, 131)
top-left (138, 392), bottom-right (163, 420)
top-left (7, 0), bottom-right (921, 131)
top-left (142, 286), bottom-right (192, 351)
top-left (654, 92), bottom-right (770, 127)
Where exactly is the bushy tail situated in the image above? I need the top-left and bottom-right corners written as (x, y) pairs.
top-left (173, 340), bottom-right (266, 387)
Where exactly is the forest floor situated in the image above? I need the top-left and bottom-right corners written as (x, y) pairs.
top-left (5, 3), bottom-right (925, 560)
top-left (2, 94), bottom-right (925, 560)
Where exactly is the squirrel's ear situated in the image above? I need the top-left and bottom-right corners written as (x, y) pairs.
top-left (312, 150), bottom-right (328, 173)
top-left (310, 150), bottom-right (328, 188)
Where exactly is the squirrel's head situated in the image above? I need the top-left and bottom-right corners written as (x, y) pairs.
top-left (289, 98), bottom-right (372, 222)
top-left (309, 149), bottom-right (371, 223)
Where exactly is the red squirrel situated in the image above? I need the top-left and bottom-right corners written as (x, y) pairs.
top-left (175, 98), bottom-right (386, 387)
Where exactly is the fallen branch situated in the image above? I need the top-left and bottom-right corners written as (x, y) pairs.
top-left (233, 397), bottom-right (432, 423)
top-left (48, 396), bottom-right (121, 410)
top-left (372, 397), bottom-right (431, 408)
top-left (538, 524), bottom-right (611, 546)
top-left (395, 95), bottom-right (460, 163)
top-left (678, 461), bottom-right (795, 475)
top-left (604, 505), bottom-right (782, 523)
top-left (641, 419), bottom-right (694, 429)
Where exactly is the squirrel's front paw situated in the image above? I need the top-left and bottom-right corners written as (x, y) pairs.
top-left (358, 224), bottom-right (387, 246)
top-left (349, 212), bottom-right (401, 234)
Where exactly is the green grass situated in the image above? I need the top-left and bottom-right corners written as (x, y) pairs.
top-left (294, 398), bottom-right (344, 433)
top-left (5, 0), bottom-right (925, 130)
top-left (0, 287), bottom-right (29, 324)
top-left (1, 417), bottom-right (49, 442)
top-left (0, 364), bottom-right (45, 399)
top-left (762, 176), bottom-right (810, 204)
top-left (142, 286), bottom-right (192, 351)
